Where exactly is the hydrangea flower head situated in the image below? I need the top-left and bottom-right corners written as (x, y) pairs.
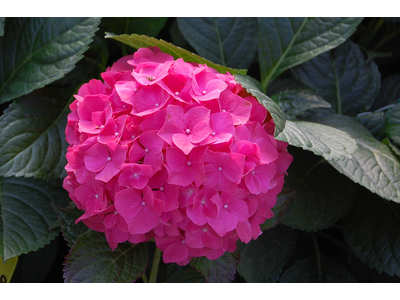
top-left (64, 47), bottom-right (293, 265)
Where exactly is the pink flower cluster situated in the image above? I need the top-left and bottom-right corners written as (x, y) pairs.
top-left (63, 47), bottom-right (293, 265)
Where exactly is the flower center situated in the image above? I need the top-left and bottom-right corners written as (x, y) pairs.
top-left (144, 148), bottom-right (149, 153)
top-left (107, 157), bottom-right (111, 161)
top-left (141, 201), bottom-right (146, 206)
top-left (95, 194), bottom-right (99, 199)
top-left (175, 92), bottom-right (180, 96)
top-left (202, 90), bottom-right (207, 95)
top-left (159, 186), bottom-right (165, 192)
top-left (186, 129), bottom-right (191, 134)
top-left (187, 161), bottom-right (192, 166)
top-left (218, 167), bottom-right (222, 171)
top-left (224, 204), bottom-right (228, 209)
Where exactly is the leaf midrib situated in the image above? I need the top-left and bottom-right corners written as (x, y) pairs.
top-left (261, 17), bottom-right (309, 89)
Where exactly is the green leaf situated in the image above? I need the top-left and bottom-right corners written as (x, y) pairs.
top-left (53, 203), bottom-right (89, 248)
top-left (257, 17), bottom-right (363, 88)
top-left (275, 120), bottom-right (358, 160)
top-left (105, 33), bottom-right (247, 76)
top-left (176, 17), bottom-right (258, 69)
top-left (0, 88), bottom-right (70, 180)
top-left (63, 230), bottom-right (149, 283)
top-left (386, 103), bottom-right (400, 146)
top-left (0, 17), bottom-right (100, 104)
top-left (292, 40), bottom-right (380, 115)
top-left (237, 225), bottom-right (297, 282)
top-left (191, 249), bottom-right (240, 283)
top-left (164, 267), bottom-right (206, 283)
top-left (102, 17), bottom-right (168, 37)
top-left (0, 176), bottom-right (69, 261)
top-left (280, 147), bottom-right (357, 231)
top-left (234, 74), bottom-right (286, 137)
top-left (261, 187), bottom-right (296, 230)
top-left (342, 190), bottom-right (400, 277)
top-left (318, 114), bottom-right (400, 203)
top-left (0, 17), bottom-right (5, 36)
top-left (357, 110), bottom-right (387, 141)
top-left (271, 89), bottom-right (331, 120)
top-left (279, 255), bottom-right (357, 283)
top-left (371, 74), bottom-right (400, 111)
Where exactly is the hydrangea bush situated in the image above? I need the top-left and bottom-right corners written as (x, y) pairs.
top-left (1, 17), bottom-right (400, 283)
top-left (63, 46), bottom-right (292, 265)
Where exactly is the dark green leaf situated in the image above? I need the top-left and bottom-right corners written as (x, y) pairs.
top-left (281, 147), bottom-right (357, 231)
top-left (164, 267), bottom-right (206, 283)
top-left (191, 248), bottom-right (240, 283)
top-left (271, 89), bottom-right (331, 120)
top-left (371, 74), bottom-right (400, 111)
top-left (0, 17), bottom-right (5, 36)
top-left (11, 236), bottom-right (58, 282)
top-left (357, 110), bottom-right (387, 140)
top-left (0, 88), bottom-right (70, 180)
top-left (292, 40), bottom-right (380, 115)
top-left (237, 225), bottom-right (297, 282)
top-left (0, 176), bottom-right (68, 261)
top-left (53, 203), bottom-right (89, 248)
top-left (342, 189), bottom-right (400, 277)
top-left (102, 17), bottom-right (168, 37)
top-left (318, 114), bottom-right (400, 203)
top-left (234, 74), bottom-right (286, 137)
top-left (261, 187), bottom-right (296, 230)
top-left (63, 230), bottom-right (149, 283)
top-left (105, 33), bottom-right (247, 76)
top-left (275, 120), bottom-right (358, 160)
top-left (258, 17), bottom-right (363, 88)
top-left (0, 17), bottom-right (100, 103)
top-left (279, 255), bottom-right (357, 283)
top-left (386, 103), bottom-right (400, 145)
top-left (177, 17), bottom-right (257, 70)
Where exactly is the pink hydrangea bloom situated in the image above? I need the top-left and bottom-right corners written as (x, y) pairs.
top-left (64, 47), bottom-right (293, 265)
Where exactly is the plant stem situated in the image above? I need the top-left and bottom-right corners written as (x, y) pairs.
top-left (148, 247), bottom-right (162, 283)
top-left (312, 234), bottom-right (323, 283)
top-left (141, 273), bottom-right (149, 283)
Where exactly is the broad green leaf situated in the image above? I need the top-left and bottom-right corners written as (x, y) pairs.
top-left (347, 252), bottom-right (400, 283)
top-left (0, 17), bottom-right (5, 36)
top-left (0, 88), bottom-right (70, 180)
top-left (63, 230), bottom-right (149, 283)
top-left (279, 255), bottom-right (357, 283)
top-left (292, 40), bottom-right (380, 115)
top-left (102, 17), bottom-right (168, 37)
top-left (176, 17), bottom-right (258, 69)
top-left (191, 249), bottom-right (240, 283)
top-left (105, 33), bottom-right (247, 76)
top-left (258, 17), bottom-right (363, 88)
top-left (0, 17), bottom-right (100, 104)
top-left (234, 74), bottom-right (286, 137)
top-left (0, 177), bottom-right (69, 261)
top-left (371, 74), bottom-right (400, 111)
top-left (357, 110), bottom-right (387, 141)
top-left (237, 225), bottom-right (297, 283)
top-left (318, 114), bottom-right (400, 203)
top-left (164, 268), bottom-right (206, 283)
top-left (280, 147), bottom-right (357, 231)
top-left (342, 190), bottom-right (400, 277)
top-left (53, 203), bottom-right (89, 248)
top-left (271, 89), bottom-right (331, 120)
top-left (261, 187), bottom-right (296, 230)
top-left (386, 103), bottom-right (400, 145)
top-left (275, 120), bottom-right (358, 160)
top-left (11, 237), bottom-right (58, 283)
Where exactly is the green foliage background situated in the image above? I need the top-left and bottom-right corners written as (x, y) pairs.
top-left (1, 17), bottom-right (400, 283)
